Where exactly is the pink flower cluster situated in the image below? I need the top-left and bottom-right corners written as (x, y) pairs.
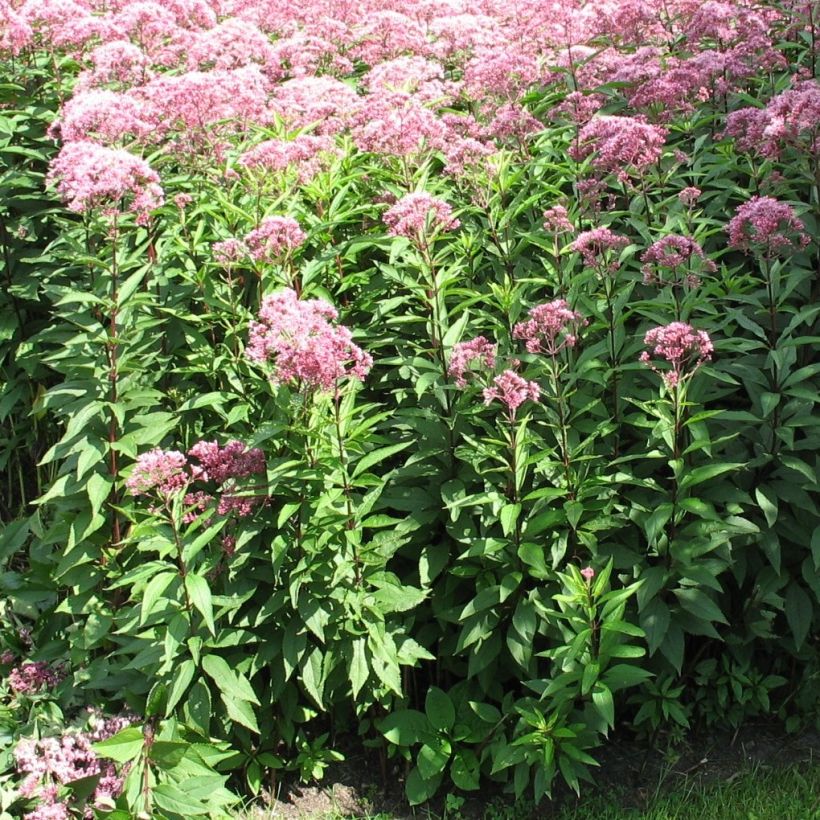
top-left (678, 187), bottom-right (702, 207)
top-left (127, 440), bottom-right (266, 523)
top-left (513, 300), bottom-right (586, 356)
top-left (641, 322), bottom-right (714, 388)
top-left (448, 336), bottom-right (497, 388)
top-left (125, 448), bottom-right (188, 497)
top-left (188, 440), bottom-right (265, 485)
top-left (383, 192), bottom-right (460, 240)
top-left (571, 116), bottom-right (667, 181)
top-left (15, 714), bottom-right (133, 820)
top-left (727, 196), bottom-right (810, 257)
top-left (47, 141), bottom-right (163, 225)
top-left (239, 135), bottom-right (338, 184)
top-left (542, 205), bottom-right (574, 235)
top-left (246, 288), bottom-right (372, 391)
top-left (7, 661), bottom-right (62, 695)
top-left (483, 370), bottom-right (540, 417)
top-left (570, 228), bottom-right (630, 271)
top-left (641, 235), bottom-right (717, 287)
top-left (726, 80), bottom-right (820, 159)
top-left (212, 238), bottom-right (245, 266)
top-left (244, 216), bottom-right (307, 264)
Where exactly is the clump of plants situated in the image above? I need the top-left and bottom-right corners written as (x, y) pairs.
top-left (1, 0), bottom-right (818, 815)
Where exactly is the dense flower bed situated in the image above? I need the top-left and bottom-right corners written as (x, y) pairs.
top-left (1, 0), bottom-right (818, 815)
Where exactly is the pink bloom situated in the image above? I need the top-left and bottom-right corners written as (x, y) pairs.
top-left (49, 89), bottom-right (154, 144)
top-left (7, 662), bottom-right (61, 694)
top-left (383, 192), bottom-right (459, 239)
top-left (15, 714), bottom-right (133, 819)
top-left (187, 441), bottom-right (265, 485)
top-left (47, 142), bottom-right (163, 224)
top-left (641, 322), bottom-right (714, 388)
top-left (641, 235), bottom-right (716, 287)
top-left (239, 135), bottom-right (338, 184)
top-left (513, 300), bottom-right (586, 356)
top-left (352, 94), bottom-right (447, 158)
top-left (247, 288), bottom-right (372, 391)
top-left (75, 40), bottom-right (152, 91)
top-left (212, 239), bottom-right (245, 266)
top-left (181, 490), bottom-right (213, 524)
top-left (483, 370), bottom-right (540, 417)
top-left (571, 116), bottom-right (667, 181)
top-left (1, 650), bottom-right (15, 664)
top-left (679, 187), bottom-right (702, 207)
top-left (174, 193), bottom-right (193, 210)
top-left (727, 196), bottom-right (810, 257)
top-left (449, 337), bottom-right (497, 388)
top-left (271, 77), bottom-right (359, 136)
top-left (542, 205), bottom-right (574, 235)
top-left (570, 228), bottom-right (630, 271)
top-left (581, 566), bottom-right (595, 582)
top-left (125, 449), bottom-right (188, 498)
top-left (244, 217), bottom-right (306, 263)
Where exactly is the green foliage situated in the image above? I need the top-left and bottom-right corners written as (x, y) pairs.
top-left (1, 9), bottom-right (820, 816)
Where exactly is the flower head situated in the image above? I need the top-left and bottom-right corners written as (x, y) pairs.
top-left (513, 300), bottom-right (586, 355)
top-left (125, 449), bottom-right (188, 498)
top-left (47, 142), bottom-right (163, 224)
top-left (7, 662), bottom-right (62, 695)
top-left (640, 322), bottom-right (713, 387)
top-left (580, 566), bottom-right (595, 582)
top-left (727, 196), bottom-right (809, 257)
top-left (482, 370), bottom-right (540, 417)
top-left (542, 205), bottom-right (574, 235)
top-left (383, 192), bottom-right (459, 240)
top-left (244, 217), bottom-right (306, 264)
top-left (570, 228), bottom-right (630, 271)
top-left (187, 440), bottom-right (265, 485)
top-left (678, 187), bottom-right (702, 207)
top-left (247, 289), bottom-right (372, 391)
top-left (641, 235), bottom-right (716, 287)
top-left (571, 115), bottom-right (667, 181)
top-left (448, 336), bottom-right (497, 388)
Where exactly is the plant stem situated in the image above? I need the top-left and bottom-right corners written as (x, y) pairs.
top-left (107, 217), bottom-right (121, 548)
top-left (333, 385), bottom-right (360, 585)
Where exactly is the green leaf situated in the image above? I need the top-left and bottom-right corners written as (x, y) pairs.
top-left (417, 742), bottom-right (450, 780)
top-left (93, 727), bottom-right (144, 764)
top-left (592, 684), bottom-right (615, 729)
top-left (184, 680), bottom-right (211, 736)
top-left (450, 750), bottom-right (480, 791)
top-left (499, 503), bottom-right (521, 538)
top-left (379, 709), bottom-right (430, 746)
top-left (201, 654), bottom-right (260, 705)
top-left (755, 486), bottom-right (779, 528)
top-left (152, 783), bottom-right (210, 816)
top-left (425, 687), bottom-right (455, 732)
top-left (165, 659), bottom-right (196, 715)
top-left (352, 441), bottom-right (412, 478)
top-left (603, 664), bottom-right (653, 692)
top-left (674, 587), bottom-right (727, 625)
top-left (222, 692), bottom-right (260, 734)
top-left (785, 582), bottom-right (812, 649)
top-left (679, 463), bottom-right (743, 490)
top-left (405, 766), bottom-right (441, 805)
top-left (348, 638), bottom-right (368, 698)
top-left (185, 573), bottom-right (215, 636)
top-left (140, 570), bottom-right (177, 625)
top-left (85, 471), bottom-right (111, 516)
top-left (145, 681), bottom-right (167, 718)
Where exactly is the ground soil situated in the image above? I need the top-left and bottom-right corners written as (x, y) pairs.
top-left (245, 720), bottom-right (820, 819)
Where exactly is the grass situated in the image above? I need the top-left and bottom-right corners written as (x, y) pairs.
top-left (241, 759), bottom-right (820, 820)
top-left (546, 761), bottom-right (820, 820)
